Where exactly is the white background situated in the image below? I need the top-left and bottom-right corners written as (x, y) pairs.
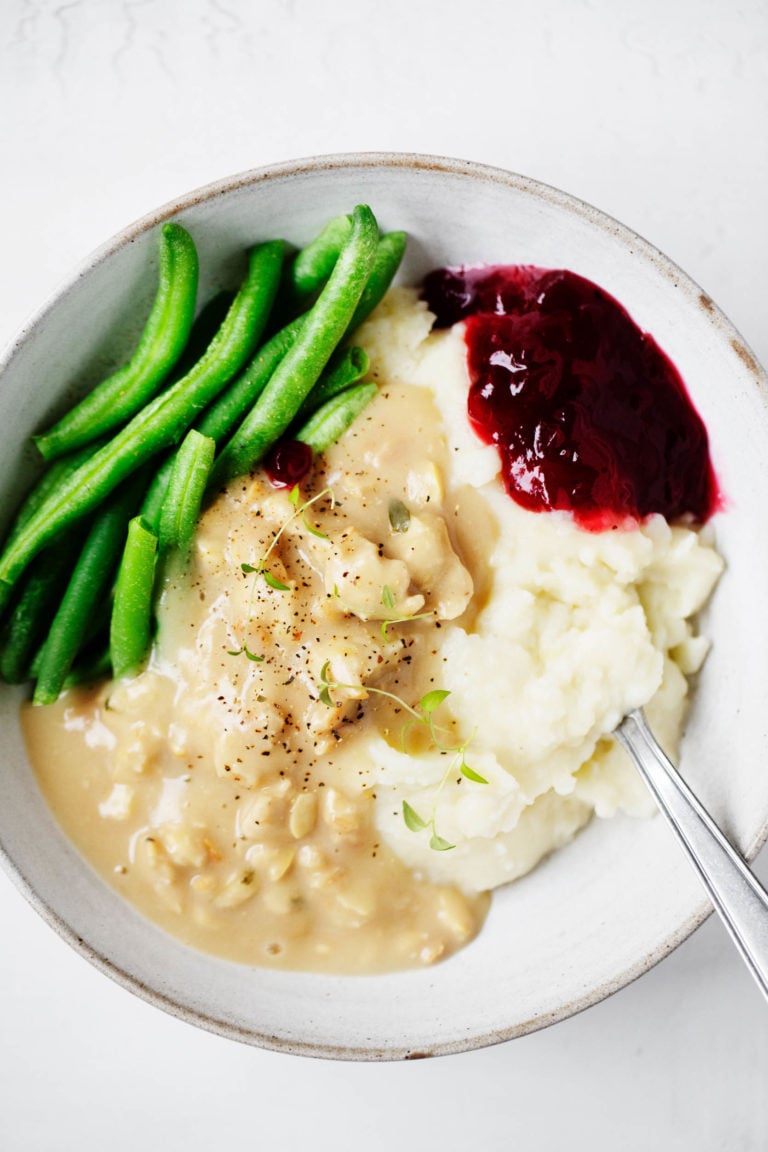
top-left (1, 1), bottom-right (767, 1148)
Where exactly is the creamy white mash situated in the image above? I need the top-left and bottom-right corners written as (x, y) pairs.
top-left (22, 287), bottom-right (723, 972)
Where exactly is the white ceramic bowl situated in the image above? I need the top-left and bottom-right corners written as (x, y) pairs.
top-left (1, 153), bottom-right (767, 1060)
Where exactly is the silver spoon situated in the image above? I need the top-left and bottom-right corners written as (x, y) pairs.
top-left (615, 708), bottom-right (768, 1003)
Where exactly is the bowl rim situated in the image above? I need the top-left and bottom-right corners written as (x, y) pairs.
top-left (3, 151), bottom-right (765, 385)
top-left (0, 821), bottom-right (723, 1060)
top-left (1, 150), bottom-right (767, 1061)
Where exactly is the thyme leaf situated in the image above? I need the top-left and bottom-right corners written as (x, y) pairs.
top-left (460, 761), bottom-right (488, 784)
top-left (419, 689), bottom-right (451, 715)
top-left (226, 645), bottom-right (265, 662)
top-left (402, 800), bottom-right (428, 832)
top-left (313, 667), bottom-right (480, 850)
top-left (263, 570), bottom-right (290, 592)
top-left (242, 485), bottom-right (335, 600)
top-left (381, 584), bottom-right (396, 610)
top-left (380, 610), bottom-right (433, 639)
top-left (302, 515), bottom-right (328, 539)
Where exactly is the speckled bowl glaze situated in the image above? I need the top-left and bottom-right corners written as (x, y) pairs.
top-left (0, 153), bottom-right (766, 1060)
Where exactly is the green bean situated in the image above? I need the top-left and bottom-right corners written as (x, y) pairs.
top-left (158, 429), bottom-right (215, 552)
top-left (268, 219), bottom-right (345, 332)
top-left (62, 644), bottom-right (111, 688)
top-left (346, 230), bottom-right (407, 334)
top-left (138, 458), bottom-right (173, 537)
top-left (281, 228), bottom-right (406, 338)
top-left (287, 214), bottom-right (352, 306)
top-left (211, 205), bottom-right (379, 485)
top-left (197, 315), bottom-right (305, 444)
top-left (65, 597), bottom-right (112, 661)
top-left (33, 480), bottom-right (145, 705)
top-left (27, 607), bottom-right (111, 685)
top-left (2, 442), bottom-right (103, 556)
top-left (34, 224), bottom-right (200, 460)
top-left (0, 443), bottom-right (104, 621)
top-left (0, 239), bottom-right (285, 594)
top-left (141, 316), bottom-right (306, 527)
top-left (0, 541), bottom-right (79, 683)
top-left (296, 382), bottom-right (378, 456)
top-left (110, 516), bottom-right (159, 679)
top-left (294, 346), bottom-right (369, 422)
top-left (166, 290), bottom-right (235, 385)
top-left (237, 229), bottom-right (394, 460)
top-left (249, 228), bottom-right (403, 442)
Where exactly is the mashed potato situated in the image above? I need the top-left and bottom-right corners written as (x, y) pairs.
top-left (22, 287), bottom-right (723, 971)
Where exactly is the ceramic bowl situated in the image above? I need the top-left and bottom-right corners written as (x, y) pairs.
top-left (1, 153), bottom-right (767, 1060)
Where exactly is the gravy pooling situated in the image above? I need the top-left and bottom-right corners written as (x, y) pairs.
top-left (24, 378), bottom-right (489, 973)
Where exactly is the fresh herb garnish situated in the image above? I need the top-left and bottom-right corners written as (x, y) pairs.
top-left (263, 571), bottom-right (290, 592)
top-left (388, 498), bottom-right (411, 533)
top-left (378, 582), bottom-right (433, 638)
top-left (419, 689), bottom-right (451, 713)
top-left (402, 800), bottom-right (428, 832)
top-left (226, 644), bottom-right (265, 662)
top-left (242, 485), bottom-right (334, 594)
top-left (459, 762), bottom-right (489, 784)
top-left (290, 483), bottom-right (328, 538)
top-left (316, 665), bottom-right (486, 850)
top-left (428, 830), bottom-right (456, 852)
top-left (381, 584), bottom-right (396, 610)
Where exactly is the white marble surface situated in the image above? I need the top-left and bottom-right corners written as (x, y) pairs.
top-left (0, 1), bottom-right (767, 1148)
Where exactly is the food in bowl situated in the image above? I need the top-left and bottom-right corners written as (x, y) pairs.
top-left (3, 204), bottom-right (723, 974)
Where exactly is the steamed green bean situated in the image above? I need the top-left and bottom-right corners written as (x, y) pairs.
top-left (0, 205), bottom-right (408, 699)
top-left (158, 429), bottom-right (215, 551)
top-left (0, 542), bottom-right (79, 683)
top-left (110, 516), bottom-right (159, 679)
top-left (34, 223), bottom-right (200, 460)
top-left (296, 382), bottom-right (378, 455)
top-left (0, 239), bottom-right (284, 593)
top-left (211, 205), bottom-right (379, 484)
top-left (33, 480), bottom-right (144, 704)
top-left (295, 346), bottom-right (369, 422)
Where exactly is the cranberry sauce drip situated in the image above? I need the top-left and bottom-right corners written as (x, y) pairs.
top-left (264, 439), bottom-right (314, 489)
top-left (423, 266), bottom-right (719, 530)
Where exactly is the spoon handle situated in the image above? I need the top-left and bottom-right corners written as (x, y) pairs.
top-left (615, 709), bottom-right (768, 1003)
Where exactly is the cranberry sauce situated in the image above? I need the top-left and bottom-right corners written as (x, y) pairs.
top-left (423, 265), bottom-right (719, 530)
top-left (264, 439), bottom-right (314, 489)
